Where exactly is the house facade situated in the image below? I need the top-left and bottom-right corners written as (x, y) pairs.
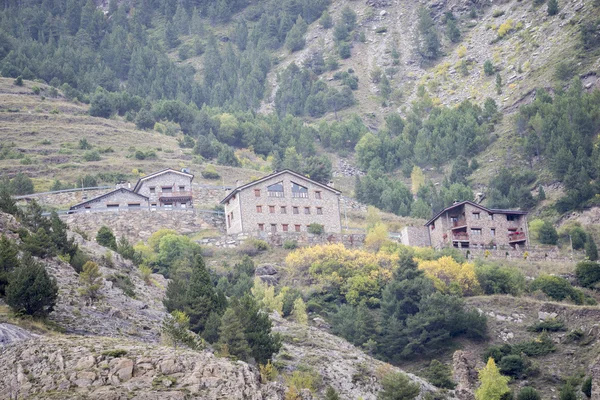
top-left (69, 168), bottom-right (194, 212)
top-left (425, 201), bottom-right (529, 249)
top-left (220, 170), bottom-right (342, 235)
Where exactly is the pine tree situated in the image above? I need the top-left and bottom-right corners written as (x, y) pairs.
top-left (96, 226), bottom-right (117, 250)
top-left (426, 360), bottom-right (456, 389)
top-left (447, 18), bottom-right (461, 43)
top-left (0, 185), bottom-right (19, 216)
top-left (202, 311), bottom-right (222, 343)
top-left (496, 73), bottom-right (503, 94)
top-left (165, 21), bottom-right (180, 48)
top-left (78, 261), bottom-right (102, 302)
top-left (161, 310), bottom-right (200, 349)
top-left (218, 307), bottom-right (251, 360)
top-left (0, 235), bottom-right (19, 297)
top-left (537, 186), bottom-right (546, 201)
top-left (183, 255), bottom-right (220, 333)
top-left (22, 228), bottom-right (55, 258)
top-left (190, 8), bottom-right (204, 36)
top-left (581, 376), bottom-right (592, 398)
top-left (173, 2), bottom-right (189, 35)
top-left (6, 253), bottom-right (58, 317)
top-left (50, 211), bottom-right (75, 256)
top-left (9, 173), bottom-right (34, 195)
top-left (416, 6), bottom-right (440, 61)
top-left (325, 386), bottom-right (340, 400)
top-left (548, 0), bottom-right (559, 16)
top-left (475, 358), bottom-right (511, 400)
top-left (585, 234), bottom-right (598, 261)
top-left (378, 372), bottom-right (420, 400)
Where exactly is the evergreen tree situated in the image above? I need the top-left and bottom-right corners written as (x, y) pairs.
top-left (475, 358), bottom-right (510, 400)
top-left (78, 261), bottom-right (102, 302)
top-left (447, 18), bottom-right (461, 43)
top-left (89, 89), bottom-right (114, 118)
top-left (96, 226), bottom-right (117, 250)
top-left (9, 173), bottom-right (34, 195)
top-left (320, 11), bottom-right (333, 29)
top-left (559, 383), bottom-right (577, 400)
top-left (285, 16), bottom-right (307, 53)
top-left (325, 386), bottom-right (340, 400)
top-left (218, 307), bottom-right (251, 360)
top-left (538, 221), bottom-right (558, 245)
top-left (190, 8), bottom-right (204, 36)
top-left (416, 6), bottom-right (440, 61)
top-left (173, 2), bottom-right (190, 35)
top-left (496, 73), bottom-right (503, 94)
top-left (161, 310), bottom-right (200, 349)
top-left (378, 372), bottom-right (420, 400)
top-left (165, 21), bottom-right (180, 48)
top-left (0, 185), bottom-right (19, 216)
top-left (6, 253), bottom-right (58, 317)
top-left (426, 360), bottom-right (456, 389)
top-left (581, 376), bottom-right (592, 398)
top-left (202, 311), bottom-right (222, 343)
top-left (22, 228), bottom-right (55, 258)
top-left (548, 0), bottom-right (559, 16)
top-left (585, 234), bottom-right (598, 261)
top-left (0, 235), bottom-right (19, 297)
top-left (182, 255), bottom-right (221, 332)
top-left (537, 186), bottom-right (546, 201)
top-left (49, 211), bottom-right (75, 256)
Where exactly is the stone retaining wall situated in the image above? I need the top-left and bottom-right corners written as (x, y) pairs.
top-left (462, 247), bottom-right (584, 262)
top-left (61, 210), bottom-right (214, 244)
top-left (199, 231), bottom-right (367, 248)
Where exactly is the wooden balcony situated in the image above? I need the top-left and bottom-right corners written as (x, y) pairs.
top-left (508, 232), bottom-right (527, 243)
top-left (158, 191), bottom-right (192, 201)
top-left (453, 232), bottom-right (469, 241)
top-left (452, 218), bottom-right (467, 229)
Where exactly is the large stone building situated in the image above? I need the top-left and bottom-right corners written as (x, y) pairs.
top-left (69, 168), bottom-right (194, 212)
top-left (425, 200), bottom-right (529, 249)
top-left (220, 170), bottom-right (342, 235)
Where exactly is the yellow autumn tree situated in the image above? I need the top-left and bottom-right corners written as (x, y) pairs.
top-left (365, 222), bottom-right (389, 251)
top-left (475, 358), bottom-right (510, 400)
top-left (417, 256), bottom-right (481, 296)
top-left (411, 166), bottom-right (425, 195)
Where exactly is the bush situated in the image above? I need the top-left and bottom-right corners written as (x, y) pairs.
top-left (6, 254), bottom-right (58, 317)
top-left (83, 150), bottom-right (101, 162)
top-left (498, 354), bottom-right (526, 378)
top-left (14, 76), bottom-right (23, 86)
top-left (527, 318), bottom-right (566, 332)
top-left (96, 226), bottom-right (117, 250)
top-left (425, 360), bottom-right (456, 389)
top-left (538, 221), bottom-right (558, 245)
top-left (283, 240), bottom-right (298, 250)
top-left (482, 343), bottom-right (512, 363)
top-left (378, 372), bottom-right (420, 400)
top-left (575, 261), bottom-right (600, 288)
top-left (582, 376), bottom-right (592, 398)
top-left (530, 275), bottom-right (583, 304)
top-left (308, 223), bottom-right (324, 235)
top-left (513, 332), bottom-right (556, 357)
top-left (476, 263), bottom-right (526, 296)
top-left (107, 273), bottom-right (136, 298)
top-left (517, 387), bottom-right (541, 400)
top-left (201, 166), bottom-right (221, 180)
top-left (101, 349), bottom-right (127, 357)
top-left (484, 60), bottom-right (494, 76)
top-left (240, 238), bottom-right (269, 256)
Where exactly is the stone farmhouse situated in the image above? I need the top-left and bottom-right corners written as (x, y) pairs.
top-left (69, 168), bottom-right (194, 212)
top-left (425, 200), bottom-right (529, 249)
top-left (220, 170), bottom-right (342, 235)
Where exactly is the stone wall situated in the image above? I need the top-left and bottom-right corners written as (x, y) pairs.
top-left (17, 188), bottom-right (112, 209)
top-left (461, 246), bottom-right (584, 262)
top-left (61, 210), bottom-right (213, 243)
top-left (199, 231), bottom-right (367, 249)
top-left (400, 226), bottom-right (431, 247)
top-left (70, 188), bottom-right (149, 211)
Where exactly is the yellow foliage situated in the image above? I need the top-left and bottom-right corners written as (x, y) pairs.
top-left (252, 277), bottom-right (284, 314)
top-left (417, 256), bottom-right (481, 296)
top-left (292, 297), bottom-right (308, 325)
top-left (259, 361), bottom-right (278, 382)
top-left (411, 166), bottom-right (425, 195)
top-left (365, 223), bottom-right (389, 251)
top-left (497, 19), bottom-right (514, 38)
top-left (457, 45), bottom-right (467, 58)
top-left (148, 229), bottom-right (178, 252)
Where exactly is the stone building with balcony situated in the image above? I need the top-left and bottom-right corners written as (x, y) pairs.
top-left (424, 200), bottom-right (529, 249)
top-left (69, 168), bottom-right (194, 212)
top-left (220, 170), bottom-right (342, 235)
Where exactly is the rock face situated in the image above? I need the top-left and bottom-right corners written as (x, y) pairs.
top-left (452, 351), bottom-right (476, 400)
top-left (0, 323), bottom-right (37, 346)
top-left (270, 312), bottom-right (452, 400)
top-left (0, 336), bottom-right (284, 400)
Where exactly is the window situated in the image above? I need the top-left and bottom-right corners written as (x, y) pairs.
top-left (291, 182), bottom-right (308, 198)
top-left (230, 212), bottom-right (234, 220)
top-left (294, 224), bottom-right (301, 232)
top-left (256, 205), bottom-right (263, 213)
top-left (315, 191), bottom-right (322, 199)
top-left (258, 223), bottom-right (264, 231)
top-left (293, 206), bottom-right (299, 214)
top-left (227, 215), bottom-right (231, 227)
top-left (254, 189), bottom-right (261, 197)
top-left (163, 202), bottom-right (173, 208)
top-left (271, 224), bottom-right (277, 233)
top-left (269, 205), bottom-right (275, 213)
top-left (488, 213), bottom-right (494, 221)
top-left (304, 207), bottom-right (310, 215)
top-left (179, 186), bottom-right (185, 191)
top-left (282, 224), bottom-right (289, 232)
top-left (316, 207), bottom-right (323, 215)
top-left (151, 203), bottom-right (157, 208)
top-left (472, 212), bottom-right (480, 220)
top-left (107, 204), bottom-right (119, 208)
top-left (267, 182), bottom-right (284, 197)
top-left (431, 223), bottom-right (435, 231)
top-left (162, 187), bottom-right (172, 193)
top-left (149, 187), bottom-right (156, 194)
top-left (507, 214), bottom-right (518, 221)
top-left (128, 203), bottom-right (141, 208)
top-left (471, 228), bottom-right (482, 236)
top-left (491, 228), bottom-right (496, 237)
top-left (281, 206), bottom-right (287, 214)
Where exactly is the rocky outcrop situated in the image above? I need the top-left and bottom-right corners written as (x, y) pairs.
top-left (0, 335), bottom-right (284, 400)
top-left (0, 323), bottom-right (38, 346)
top-left (452, 351), bottom-right (476, 400)
top-left (271, 312), bottom-right (452, 399)
top-left (592, 354), bottom-right (600, 399)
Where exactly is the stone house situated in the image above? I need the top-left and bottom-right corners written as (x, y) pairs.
top-left (69, 168), bottom-right (194, 212)
top-left (220, 170), bottom-right (342, 235)
top-left (425, 200), bottom-right (529, 249)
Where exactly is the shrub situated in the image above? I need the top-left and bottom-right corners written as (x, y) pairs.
top-left (530, 275), bottom-right (582, 304)
top-left (418, 256), bottom-right (481, 296)
top-left (379, 372), bottom-right (420, 400)
top-left (484, 60), bottom-right (495, 76)
top-left (582, 376), bottom-right (592, 398)
top-left (307, 223), bottom-right (324, 235)
top-left (106, 273), bottom-right (135, 298)
top-left (70, 248), bottom-right (90, 273)
top-left (517, 387), bottom-right (541, 400)
top-left (498, 354), bottom-right (526, 378)
top-left (513, 332), bottom-right (555, 357)
top-left (83, 150), bottom-right (101, 162)
top-left (476, 263), bottom-right (526, 296)
top-left (96, 227), bottom-right (117, 251)
top-left (101, 349), bottom-right (128, 357)
top-left (538, 221), bottom-right (558, 245)
top-left (78, 261), bottom-right (102, 302)
top-left (14, 76), bottom-right (23, 86)
top-left (482, 344), bottom-right (513, 363)
top-left (201, 166), bottom-right (221, 180)
top-left (283, 240), bottom-right (298, 250)
top-left (139, 265), bottom-right (152, 284)
top-left (575, 261), bottom-right (600, 288)
top-left (527, 318), bottom-right (566, 332)
top-left (425, 360), bottom-right (456, 389)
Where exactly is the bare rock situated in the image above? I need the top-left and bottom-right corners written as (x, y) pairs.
top-left (255, 264), bottom-right (278, 276)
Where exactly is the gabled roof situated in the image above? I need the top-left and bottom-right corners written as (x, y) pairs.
top-left (424, 200), bottom-right (527, 226)
top-left (69, 188), bottom-right (149, 210)
top-left (220, 169), bottom-right (341, 204)
top-left (133, 168), bottom-right (194, 193)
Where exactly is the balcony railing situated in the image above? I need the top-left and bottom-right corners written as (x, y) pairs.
top-left (452, 218), bottom-right (467, 228)
top-left (158, 191), bottom-right (192, 198)
top-left (508, 232), bottom-right (527, 242)
top-left (292, 192), bottom-right (308, 198)
top-left (268, 191), bottom-right (285, 198)
top-left (453, 232), bottom-right (469, 241)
